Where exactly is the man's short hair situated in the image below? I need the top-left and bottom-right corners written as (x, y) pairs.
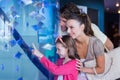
top-left (60, 2), bottom-right (81, 19)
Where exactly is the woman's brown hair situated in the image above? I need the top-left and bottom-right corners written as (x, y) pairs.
top-left (67, 13), bottom-right (94, 36)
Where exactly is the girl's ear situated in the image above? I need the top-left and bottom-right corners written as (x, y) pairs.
top-left (80, 24), bottom-right (85, 31)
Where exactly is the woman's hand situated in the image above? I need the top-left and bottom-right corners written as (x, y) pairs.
top-left (76, 59), bottom-right (84, 71)
top-left (76, 59), bottom-right (93, 73)
top-left (32, 43), bottom-right (43, 58)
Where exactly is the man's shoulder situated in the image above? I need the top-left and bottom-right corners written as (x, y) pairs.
top-left (91, 23), bottom-right (98, 28)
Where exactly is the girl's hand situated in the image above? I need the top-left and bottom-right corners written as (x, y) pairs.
top-left (32, 43), bottom-right (43, 58)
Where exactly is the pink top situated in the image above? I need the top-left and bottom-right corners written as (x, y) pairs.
top-left (40, 56), bottom-right (78, 80)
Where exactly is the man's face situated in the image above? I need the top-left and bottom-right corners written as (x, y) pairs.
top-left (60, 17), bottom-right (67, 32)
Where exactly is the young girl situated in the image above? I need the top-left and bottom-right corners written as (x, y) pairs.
top-left (32, 35), bottom-right (79, 80)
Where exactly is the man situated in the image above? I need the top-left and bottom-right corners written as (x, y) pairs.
top-left (59, 2), bottom-right (114, 51)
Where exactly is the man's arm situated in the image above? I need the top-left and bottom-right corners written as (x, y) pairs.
top-left (91, 23), bottom-right (114, 51)
top-left (104, 38), bottom-right (114, 51)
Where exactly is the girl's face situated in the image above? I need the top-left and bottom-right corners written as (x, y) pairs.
top-left (66, 19), bottom-right (83, 39)
top-left (56, 43), bottom-right (68, 58)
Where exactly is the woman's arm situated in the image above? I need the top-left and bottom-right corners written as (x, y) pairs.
top-left (76, 54), bottom-right (105, 74)
top-left (94, 54), bottom-right (105, 74)
top-left (76, 38), bottom-right (105, 74)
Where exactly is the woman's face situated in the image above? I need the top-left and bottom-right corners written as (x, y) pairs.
top-left (56, 43), bottom-right (68, 58)
top-left (66, 19), bottom-right (82, 39)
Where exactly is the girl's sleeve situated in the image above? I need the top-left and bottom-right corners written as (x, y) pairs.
top-left (40, 56), bottom-right (77, 75)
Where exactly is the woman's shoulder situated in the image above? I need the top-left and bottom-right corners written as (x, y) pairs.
top-left (90, 36), bottom-right (102, 44)
top-left (89, 36), bottom-right (104, 49)
top-left (90, 36), bottom-right (99, 41)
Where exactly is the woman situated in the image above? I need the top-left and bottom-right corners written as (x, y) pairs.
top-left (66, 13), bottom-right (120, 80)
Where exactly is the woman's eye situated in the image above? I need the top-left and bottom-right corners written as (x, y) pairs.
top-left (57, 49), bottom-right (60, 51)
top-left (70, 26), bottom-right (73, 29)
